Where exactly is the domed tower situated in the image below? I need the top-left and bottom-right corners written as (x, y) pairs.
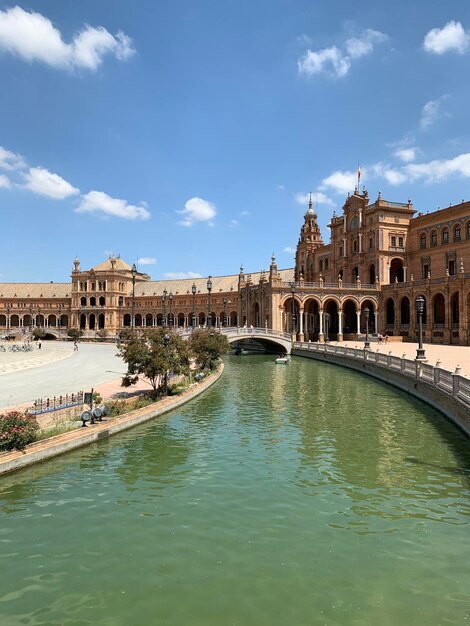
top-left (295, 195), bottom-right (324, 281)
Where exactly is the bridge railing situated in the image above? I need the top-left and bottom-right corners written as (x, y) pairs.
top-left (293, 341), bottom-right (470, 409)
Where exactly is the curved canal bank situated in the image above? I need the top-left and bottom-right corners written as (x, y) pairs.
top-left (0, 364), bottom-right (224, 476)
top-left (294, 342), bottom-right (470, 437)
top-left (1, 355), bottom-right (469, 626)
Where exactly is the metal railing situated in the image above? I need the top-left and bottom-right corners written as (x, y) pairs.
top-left (29, 391), bottom-right (84, 416)
top-left (293, 341), bottom-right (470, 409)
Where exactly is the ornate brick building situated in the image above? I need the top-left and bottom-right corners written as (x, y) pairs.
top-left (1, 190), bottom-right (469, 345)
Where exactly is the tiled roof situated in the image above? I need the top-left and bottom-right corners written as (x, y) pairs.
top-left (0, 283), bottom-right (71, 299)
top-left (92, 258), bottom-right (133, 272)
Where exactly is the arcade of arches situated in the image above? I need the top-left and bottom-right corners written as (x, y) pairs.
top-left (0, 191), bottom-right (469, 345)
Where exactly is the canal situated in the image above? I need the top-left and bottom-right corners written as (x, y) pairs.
top-left (1, 355), bottom-right (470, 625)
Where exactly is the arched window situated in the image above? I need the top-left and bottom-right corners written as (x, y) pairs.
top-left (325, 258), bottom-right (329, 270)
top-left (442, 228), bottom-right (449, 245)
top-left (90, 296), bottom-right (96, 307)
top-left (319, 260), bottom-right (323, 272)
top-left (454, 225), bottom-right (461, 242)
top-left (467, 221), bottom-right (470, 240)
top-left (353, 240), bottom-right (357, 253)
top-left (80, 296), bottom-right (86, 306)
top-left (118, 296), bottom-right (124, 307)
top-left (431, 230), bottom-right (437, 247)
top-left (99, 296), bottom-right (105, 306)
top-left (420, 233), bottom-right (426, 249)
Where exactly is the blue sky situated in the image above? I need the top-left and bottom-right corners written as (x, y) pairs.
top-left (1, 0), bottom-right (470, 282)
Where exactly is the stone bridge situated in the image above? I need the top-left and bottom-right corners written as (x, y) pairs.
top-left (217, 327), bottom-right (293, 354)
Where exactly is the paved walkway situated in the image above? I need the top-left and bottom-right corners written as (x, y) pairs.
top-left (337, 340), bottom-right (470, 379)
top-left (0, 341), bottom-right (73, 374)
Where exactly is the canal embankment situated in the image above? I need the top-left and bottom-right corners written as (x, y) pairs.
top-left (0, 364), bottom-right (224, 476)
top-left (293, 342), bottom-right (470, 436)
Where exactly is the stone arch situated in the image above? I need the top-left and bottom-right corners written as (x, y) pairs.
top-left (80, 313), bottom-right (87, 330)
top-left (198, 312), bottom-right (206, 326)
top-left (419, 232), bottom-right (426, 249)
top-left (89, 313), bottom-right (96, 330)
top-left (145, 313), bottom-right (153, 327)
top-left (135, 313), bottom-right (142, 327)
top-left (251, 302), bottom-right (260, 326)
top-left (10, 314), bottom-right (19, 327)
top-left (389, 258), bottom-right (404, 283)
top-left (342, 298), bottom-right (358, 334)
top-left (0, 314), bottom-right (6, 327)
top-left (90, 296), bottom-right (96, 307)
top-left (177, 313), bottom-right (185, 327)
top-left (385, 298), bottom-right (395, 325)
top-left (98, 313), bottom-right (105, 329)
top-left (99, 296), bottom-right (105, 306)
top-left (80, 296), bottom-right (86, 306)
top-left (431, 229), bottom-right (437, 246)
top-left (441, 227), bottom-right (449, 245)
top-left (36, 314), bottom-right (44, 327)
top-left (118, 296), bottom-right (124, 307)
top-left (433, 293), bottom-right (445, 324)
top-left (282, 296), bottom-right (300, 334)
top-left (303, 296), bottom-right (320, 340)
top-left (400, 296), bottom-right (410, 325)
top-left (156, 313), bottom-right (163, 326)
top-left (230, 310), bottom-right (237, 326)
top-left (60, 314), bottom-right (68, 327)
top-left (453, 223), bottom-right (462, 242)
top-left (23, 314), bottom-right (32, 327)
top-left (466, 220), bottom-right (470, 240)
top-left (323, 299), bottom-right (339, 340)
top-left (369, 264), bottom-right (376, 285)
top-left (450, 291), bottom-right (459, 324)
top-left (361, 299), bottom-right (376, 333)
top-left (123, 313), bottom-right (131, 327)
top-left (48, 314), bottom-right (57, 327)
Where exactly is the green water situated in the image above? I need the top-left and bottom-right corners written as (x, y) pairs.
top-left (1, 356), bottom-right (470, 626)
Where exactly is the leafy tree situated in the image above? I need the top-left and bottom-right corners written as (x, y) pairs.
top-left (0, 411), bottom-right (39, 451)
top-left (117, 328), bottom-right (190, 396)
top-left (67, 328), bottom-right (83, 341)
top-left (32, 328), bottom-right (46, 339)
top-left (188, 329), bottom-right (230, 371)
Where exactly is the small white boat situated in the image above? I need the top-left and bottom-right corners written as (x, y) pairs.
top-left (275, 356), bottom-right (289, 364)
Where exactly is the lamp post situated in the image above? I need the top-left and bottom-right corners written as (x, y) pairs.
top-left (223, 297), bottom-right (228, 327)
top-left (162, 289), bottom-right (167, 327)
top-left (192, 283), bottom-right (197, 328)
top-left (29, 305), bottom-right (33, 332)
top-left (6, 305), bottom-right (10, 330)
top-left (207, 276), bottom-right (212, 328)
top-left (131, 263), bottom-right (137, 331)
top-left (364, 307), bottom-right (370, 349)
top-left (37, 307), bottom-right (41, 328)
top-left (325, 312), bottom-right (330, 343)
top-left (415, 296), bottom-right (426, 360)
top-left (169, 292), bottom-right (173, 327)
top-left (57, 304), bottom-right (62, 328)
top-left (162, 332), bottom-right (170, 394)
top-left (290, 282), bottom-right (296, 336)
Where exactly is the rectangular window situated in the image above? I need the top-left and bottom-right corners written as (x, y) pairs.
top-left (422, 264), bottom-right (429, 279)
top-left (369, 238), bottom-right (373, 251)
top-left (391, 236), bottom-right (396, 247)
top-left (398, 236), bottom-right (404, 247)
top-left (448, 260), bottom-right (455, 275)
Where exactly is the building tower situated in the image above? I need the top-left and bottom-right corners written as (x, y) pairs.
top-left (295, 194), bottom-right (324, 281)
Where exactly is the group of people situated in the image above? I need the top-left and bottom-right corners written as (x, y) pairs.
top-left (378, 333), bottom-right (389, 343)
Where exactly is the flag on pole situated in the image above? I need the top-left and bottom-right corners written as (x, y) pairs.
top-left (358, 164), bottom-right (361, 182)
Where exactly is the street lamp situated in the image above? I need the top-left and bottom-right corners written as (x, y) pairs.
top-left (223, 297), bottom-right (228, 327)
top-left (162, 289), bottom-right (167, 327)
top-left (6, 305), bottom-right (10, 330)
top-left (207, 276), bottom-right (213, 328)
top-left (364, 307), bottom-right (370, 349)
top-left (29, 305), bottom-right (33, 332)
top-left (37, 307), bottom-right (41, 328)
top-left (325, 312), bottom-right (330, 343)
top-left (416, 296), bottom-right (426, 360)
top-left (290, 282), bottom-right (296, 335)
top-left (192, 283), bottom-right (197, 328)
top-left (131, 263), bottom-right (137, 331)
top-left (169, 291), bottom-right (173, 327)
top-left (57, 304), bottom-right (62, 328)
top-left (163, 332), bottom-right (170, 394)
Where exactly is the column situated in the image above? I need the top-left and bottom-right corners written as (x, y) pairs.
top-left (356, 309), bottom-right (361, 338)
top-left (319, 308), bottom-right (324, 343)
top-left (374, 310), bottom-right (378, 334)
top-left (359, 233), bottom-right (363, 253)
top-left (337, 308), bottom-right (343, 342)
top-left (299, 307), bottom-right (304, 342)
top-left (280, 310), bottom-right (284, 332)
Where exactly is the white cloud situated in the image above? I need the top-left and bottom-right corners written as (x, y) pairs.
top-left (229, 219), bottom-right (239, 227)
top-left (394, 147), bottom-right (417, 162)
top-left (177, 197), bottom-right (216, 227)
top-left (0, 174), bottom-right (11, 188)
top-left (0, 146), bottom-right (26, 170)
top-left (294, 191), bottom-right (335, 206)
top-left (320, 170), bottom-right (358, 194)
top-left (284, 246), bottom-right (296, 254)
top-left (164, 271), bottom-right (202, 280)
top-left (345, 29), bottom-right (388, 59)
top-left (423, 21), bottom-right (469, 55)
top-left (76, 190), bottom-right (150, 220)
top-left (405, 153), bottom-right (470, 183)
top-left (298, 45), bottom-right (350, 78)
top-left (370, 163), bottom-right (407, 185)
top-left (0, 6), bottom-right (135, 71)
top-left (23, 166), bottom-right (79, 199)
top-left (277, 184), bottom-right (285, 191)
top-left (298, 29), bottom-right (387, 78)
top-left (420, 97), bottom-right (449, 130)
top-left (240, 210), bottom-right (250, 216)
top-left (137, 257), bottom-right (156, 265)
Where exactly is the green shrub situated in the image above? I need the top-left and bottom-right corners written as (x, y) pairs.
top-left (0, 411), bottom-right (39, 451)
top-left (107, 400), bottom-right (128, 417)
